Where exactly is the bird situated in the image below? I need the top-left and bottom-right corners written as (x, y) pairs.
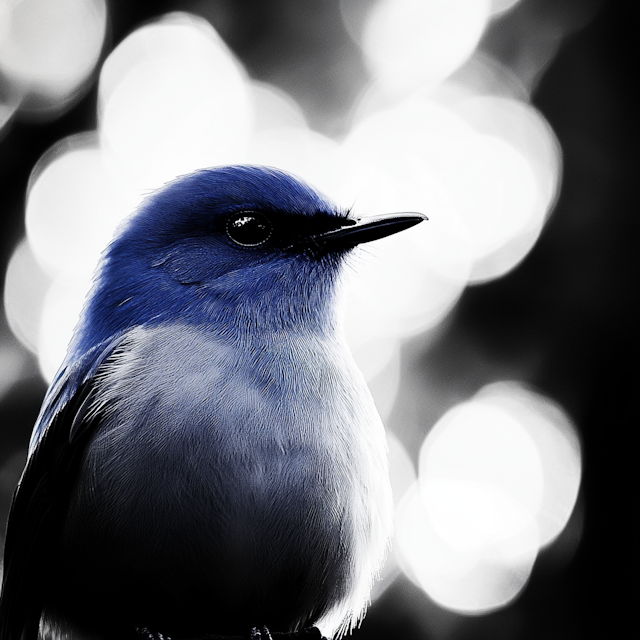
top-left (0, 165), bottom-right (426, 640)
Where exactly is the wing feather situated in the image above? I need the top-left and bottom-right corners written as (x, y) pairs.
top-left (0, 334), bottom-right (127, 640)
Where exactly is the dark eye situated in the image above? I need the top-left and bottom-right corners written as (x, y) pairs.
top-left (226, 212), bottom-right (273, 247)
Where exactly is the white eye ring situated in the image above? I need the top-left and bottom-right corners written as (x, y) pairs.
top-left (225, 212), bottom-right (273, 247)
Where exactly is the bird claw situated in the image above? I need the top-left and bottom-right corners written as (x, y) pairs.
top-left (249, 626), bottom-right (326, 640)
top-left (136, 626), bottom-right (172, 640)
top-left (134, 624), bottom-right (325, 640)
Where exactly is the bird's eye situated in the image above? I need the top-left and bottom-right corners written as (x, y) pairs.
top-left (226, 212), bottom-right (273, 247)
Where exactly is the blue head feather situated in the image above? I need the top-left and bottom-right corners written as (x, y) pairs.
top-left (69, 166), bottom-right (353, 360)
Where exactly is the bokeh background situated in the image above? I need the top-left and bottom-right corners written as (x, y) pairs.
top-left (0, 1), bottom-right (635, 639)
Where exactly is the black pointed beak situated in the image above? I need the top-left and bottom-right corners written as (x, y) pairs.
top-left (312, 212), bottom-right (428, 249)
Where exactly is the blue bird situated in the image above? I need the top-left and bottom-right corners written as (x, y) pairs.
top-left (0, 165), bottom-right (426, 640)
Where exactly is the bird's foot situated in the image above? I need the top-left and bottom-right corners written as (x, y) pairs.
top-left (136, 626), bottom-right (172, 640)
top-left (249, 627), bottom-right (326, 640)
top-left (134, 624), bottom-right (326, 640)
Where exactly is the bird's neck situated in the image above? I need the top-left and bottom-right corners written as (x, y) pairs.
top-left (199, 279), bottom-right (344, 343)
top-left (69, 261), bottom-right (345, 359)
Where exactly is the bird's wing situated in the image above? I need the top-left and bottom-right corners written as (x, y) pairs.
top-left (0, 333), bottom-right (127, 640)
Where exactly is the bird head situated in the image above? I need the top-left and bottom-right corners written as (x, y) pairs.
top-left (71, 166), bottom-right (425, 356)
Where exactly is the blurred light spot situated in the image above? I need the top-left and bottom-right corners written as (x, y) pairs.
top-left (246, 126), bottom-right (345, 203)
top-left (394, 381), bottom-right (581, 614)
top-left (362, 0), bottom-right (492, 95)
top-left (3, 239), bottom-right (51, 354)
top-left (25, 133), bottom-right (139, 277)
top-left (420, 403), bottom-right (544, 549)
top-left (396, 483), bottom-right (537, 613)
top-left (437, 132), bottom-right (538, 279)
top-left (99, 13), bottom-right (253, 190)
top-left (250, 81), bottom-right (308, 132)
top-left (453, 96), bottom-right (560, 206)
top-left (0, 0), bottom-right (107, 117)
top-left (473, 382), bottom-right (582, 547)
top-left (344, 87), bottom-right (559, 284)
top-left (38, 275), bottom-right (91, 381)
top-left (450, 94), bottom-right (562, 282)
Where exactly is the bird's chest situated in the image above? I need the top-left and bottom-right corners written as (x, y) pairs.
top-left (85, 325), bottom-right (369, 493)
top-left (60, 326), bottom-right (388, 607)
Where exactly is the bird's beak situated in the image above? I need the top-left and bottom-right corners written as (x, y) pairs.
top-left (312, 212), bottom-right (428, 249)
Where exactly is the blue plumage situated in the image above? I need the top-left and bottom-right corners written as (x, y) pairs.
top-left (0, 166), bottom-right (425, 640)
